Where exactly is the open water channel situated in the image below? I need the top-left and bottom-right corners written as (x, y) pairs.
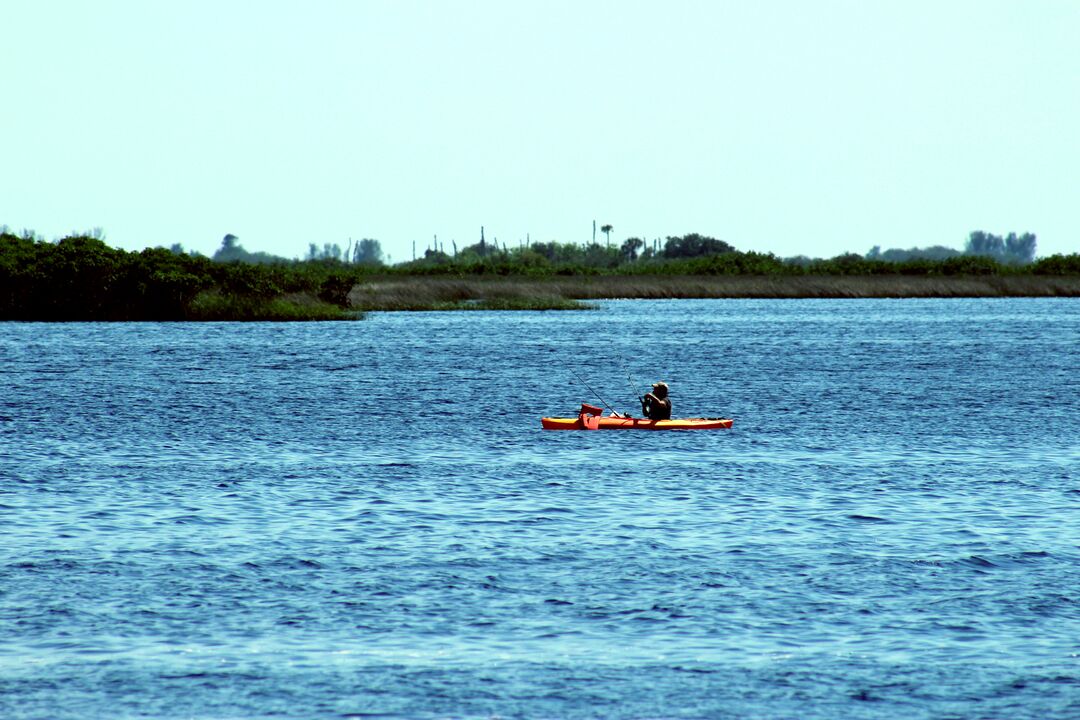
top-left (1, 298), bottom-right (1078, 718)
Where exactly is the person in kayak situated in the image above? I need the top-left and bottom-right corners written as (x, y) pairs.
top-left (641, 381), bottom-right (672, 420)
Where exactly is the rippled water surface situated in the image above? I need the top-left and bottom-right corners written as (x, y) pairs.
top-left (2, 299), bottom-right (1079, 719)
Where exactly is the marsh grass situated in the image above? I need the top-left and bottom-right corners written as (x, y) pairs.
top-left (189, 291), bottom-right (357, 321)
top-left (429, 298), bottom-right (594, 311)
top-left (348, 274), bottom-right (1080, 310)
top-left (349, 278), bottom-right (595, 310)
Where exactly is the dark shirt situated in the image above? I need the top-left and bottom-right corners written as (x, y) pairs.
top-left (641, 394), bottom-right (672, 420)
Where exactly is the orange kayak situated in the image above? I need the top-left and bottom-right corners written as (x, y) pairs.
top-left (542, 404), bottom-right (732, 430)
top-left (541, 415), bottom-right (733, 431)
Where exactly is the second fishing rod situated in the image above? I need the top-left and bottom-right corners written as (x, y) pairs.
top-left (569, 355), bottom-right (648, 417)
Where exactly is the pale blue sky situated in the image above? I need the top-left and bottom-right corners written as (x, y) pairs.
top-left (4, 1), bottom-right (1078, 260)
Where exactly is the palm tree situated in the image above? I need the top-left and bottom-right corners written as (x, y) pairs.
top-left (601, 224), bottom-right (613, 248)
top-left (620, 237), bottom-right (643, 262)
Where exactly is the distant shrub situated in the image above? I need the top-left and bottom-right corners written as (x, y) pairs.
top-left (662, 233), bottom-right (736, 259)
top-left (940, 255), bottom-right (1004, 276)
top-left (1031, 254), bottom-right (1080, 275)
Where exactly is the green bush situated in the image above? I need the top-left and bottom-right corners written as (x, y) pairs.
top-left (0, 232), bottom-right (361, 321)
top-left (1032, 254), bottom-right (1080, 275)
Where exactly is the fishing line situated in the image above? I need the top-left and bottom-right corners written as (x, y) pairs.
top-left (617, 354), bottom-right (643, 404)
top-left (567, 366), bottom-right (618, 415)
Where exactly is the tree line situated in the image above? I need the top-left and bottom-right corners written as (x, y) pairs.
top-left (2, 228), bottom-right (1078, 320)
top-left (0, 232), bottom-right (361, 320)
top-left (394, 230), bottom-right (1076, 276)
top-left (126, 227), bottom-right (1061, 273)
top-left (867, 231), bottom-right (1038, 265)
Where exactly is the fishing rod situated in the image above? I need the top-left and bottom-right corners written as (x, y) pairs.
top-left (567, 366), bottom-right (620, 415)
top-left (617, 354), bottom-right (644, 406)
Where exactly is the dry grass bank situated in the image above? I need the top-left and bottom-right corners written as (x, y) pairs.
top-left (347, 277), bottom-right (593, 310)
top-left (347, 275), bottom-right (1080, 310)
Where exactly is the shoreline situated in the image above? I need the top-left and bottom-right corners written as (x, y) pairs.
top-left (348, 275), bottom-right (1080, 310)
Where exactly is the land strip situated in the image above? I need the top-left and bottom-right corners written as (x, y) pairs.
top-left (348, 275), bottom-right (1080, 310)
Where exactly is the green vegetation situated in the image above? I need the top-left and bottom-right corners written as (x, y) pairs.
top-left (0, 232), bottom-right (365, 321)
top-left (393, 231), bottom-right (1078, 279)
top-left (2, 227), bottom-right (1077, 320)
top-left (186, 292), bottom-right (353, 321)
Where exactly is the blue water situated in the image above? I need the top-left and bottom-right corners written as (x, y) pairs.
top-left (2, 298), bottom-right (1079, 719)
